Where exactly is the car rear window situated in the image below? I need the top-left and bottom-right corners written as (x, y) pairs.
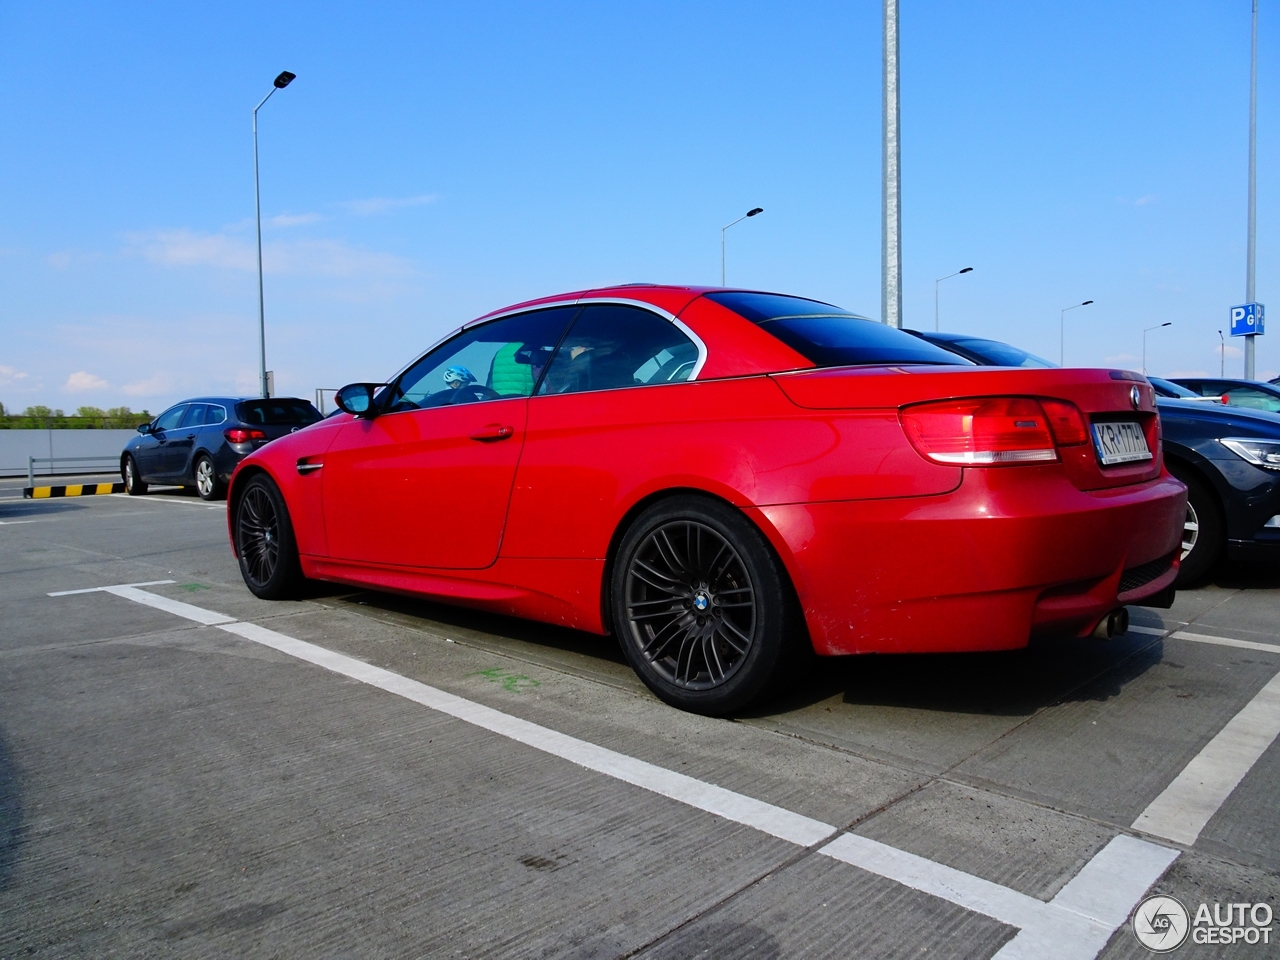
top-left (705, 291), bottom-right (969, 368)
top-left (946, 337), bottom-right (1055, 368)
top-left (236, 399), bottom-right (323, 425)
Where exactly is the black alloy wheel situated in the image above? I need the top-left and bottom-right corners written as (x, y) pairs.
top-left (194, 455), bottom-right (225, 501)
top-left (611, 496), bottom-right (802, 715)
top-left (1169, 465), bottom-right (1224, 585)
top-left (123, 455), bottom-right (147, 496)
top-left (234, 474), bottom-right (303, 599)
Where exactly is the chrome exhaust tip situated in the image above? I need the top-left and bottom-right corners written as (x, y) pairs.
top-left (1091, 607), bottom-right (1130, 640)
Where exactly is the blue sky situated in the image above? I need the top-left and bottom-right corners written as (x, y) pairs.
top-left (0, 1), bottom-right (1275, 413)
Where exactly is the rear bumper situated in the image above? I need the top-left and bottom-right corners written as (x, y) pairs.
top-left (753, 468), bottom-right (1187, 655)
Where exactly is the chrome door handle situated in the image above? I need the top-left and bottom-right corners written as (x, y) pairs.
top-left (296, 460), bottom-right (324, 474)
top-left (469, 424), bottom-right (515, 442)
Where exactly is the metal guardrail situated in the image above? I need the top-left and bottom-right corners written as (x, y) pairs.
top-left (27, 455), bottom-right (120, 486)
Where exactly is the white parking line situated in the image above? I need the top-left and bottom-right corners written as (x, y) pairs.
top-left (55, 582), bottom-right (1183, 960)
top-left (1126, 623), bottom-right (1280, 655)
top-left (1133, 667), bottom-right (1280, 845)
top-left (106, 493), bottom-right (226, 510)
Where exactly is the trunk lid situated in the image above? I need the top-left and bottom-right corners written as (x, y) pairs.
top-left (771, 365), bottom-right (1161, 491)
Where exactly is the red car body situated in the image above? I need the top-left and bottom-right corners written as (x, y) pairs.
top-left (229, 285), bottom-right (1185, 659)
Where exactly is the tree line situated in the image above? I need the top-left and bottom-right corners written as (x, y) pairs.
top-left (0, 403), bottom-right (154, 429)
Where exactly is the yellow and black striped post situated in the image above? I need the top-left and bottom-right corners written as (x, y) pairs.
top-left (23, 482), bottom-right (125, 499)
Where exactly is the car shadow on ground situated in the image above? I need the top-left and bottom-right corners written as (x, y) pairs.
top-left (0, 499), bottom-right (89, 520)
top-left (1203, 557), bottom-right (1280, 590)
top-left (325, 585), bottom-right (1167, 719)
top-left (757, 631), bottom-right (1168, 719)
top-left (323, 588), bottom-right (631, 667)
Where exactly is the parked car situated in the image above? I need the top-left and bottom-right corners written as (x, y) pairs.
top-left (925, 336), bottom-right (1280, 583)
top-left (1171, 377), bottom-right (1280, 414)
top-left (905, 329), bottom-right (1056, 368)
top-left (123, 397), bottom-right (323, 500)
top-left (226, 287), bottom-right (1184, 715)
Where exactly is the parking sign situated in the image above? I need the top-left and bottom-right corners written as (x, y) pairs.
top-left (1230, 302), bottom-right (1265, 337)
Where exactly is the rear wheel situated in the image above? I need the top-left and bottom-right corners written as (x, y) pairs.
top-left (1169, 465), bottom-right (1223, 585)
top-left (122, 455), bottom-right (147, 496)
top-left (194, 455), bottom-right (225, 501)
top-left (233, 474), bottom-right (304, 599)
top-left (611, 496), bottom-right (803, 716)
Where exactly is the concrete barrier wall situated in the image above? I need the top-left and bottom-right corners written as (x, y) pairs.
top-left (0, 430), bottom-right (137, 477)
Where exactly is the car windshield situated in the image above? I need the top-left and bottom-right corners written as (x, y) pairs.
top-left (237, 399), bottom-right (324, 425)
top-left (1148, 377), bottom-right (1203, 399)
top-left (705, 291), bottom-right (969, 368)
top-left (945, 337), bottom-right (1055, 368)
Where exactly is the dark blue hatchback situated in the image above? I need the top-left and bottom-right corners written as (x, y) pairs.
top-left (121, 396), bottom-right (323, 500)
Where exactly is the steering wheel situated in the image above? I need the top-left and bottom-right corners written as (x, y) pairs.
top-left (446, 384), bottom-right (501, 404)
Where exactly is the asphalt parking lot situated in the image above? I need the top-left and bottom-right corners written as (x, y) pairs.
top-left (1, 480), bottom-right (1277, 958)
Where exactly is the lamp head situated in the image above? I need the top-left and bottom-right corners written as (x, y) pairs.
top-left (1161, 322), bottom-right (1172, 328)
top-left (1082, 300), bottom-right (1094, 306)
top-left (274, 71), bottom-right (297, 89)
top-left (959, 267), bottom-right (973, 274)
top-left (746, 207), bottom-right (763, 217)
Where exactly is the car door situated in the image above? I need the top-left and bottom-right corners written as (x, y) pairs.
top-left (502, 302), bottom-right (703, 559)
top-left (167, 403), bottom-right (207, 477)
top-left (321, 305), bottom-right (579, 569)
top-left (138, 404), bottom-right (187, 478)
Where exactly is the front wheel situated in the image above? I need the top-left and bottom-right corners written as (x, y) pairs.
top-left (233, 474), bottom-right (304, 599)
top-left (194, 455), bottom-right (225, 501)
top-left (610, 496), bottom-right (803, 716)
top-left (123, 455), bottom-right (148, 496)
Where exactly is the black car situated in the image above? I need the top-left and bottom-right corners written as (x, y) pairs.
top-left (1171, 377), bottom-right (1280, 414)
top-left (122, 396), bottom-right (323, 500)
top-left (905, 330), bottom-right (1055, 368)
top-left (921, 334), bottom-right (1280, 583)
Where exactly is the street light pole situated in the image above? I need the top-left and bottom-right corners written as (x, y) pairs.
top-left (934, 267), bottom-right (973, 331)
top-left (1059, 300), bottom-right (1094, 366)
top-left (1245, 0), bottom-right (1258, 379)
top-left (882, 0), bottom-right (902, 328)
top-left (1142, 322), bottom-right (1172, 374)
top-left (720, 207), bottom-right (762, 286)
top-left (253, 70), bottom-right (296, 399)
top-left (1219, 330), bottom-right (1226, 376)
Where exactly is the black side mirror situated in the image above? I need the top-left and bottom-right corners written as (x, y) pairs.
top-left (137, 423), bottom-right (153, 434)
top-left (334, 383), bottom-right (383, 417)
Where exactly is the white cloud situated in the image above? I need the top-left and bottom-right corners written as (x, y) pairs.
top-left (0, 365), bottom-right (30, 386)
top-left (1133, 195), bottom-right (1156, 206)
top-left (126, 229), bottom-right (413, 277)
top-left (269, 212), bottom-right (323, 227)
top-left (337, 194), bottom-right (438, 216)
top-left (65, 371), bottom-right (109, 391)
top-left (1217, 344), bottom-right (1243, 359)
top-left (122, 374), bottom-right (174, 397)
top-left (1165, 370), bottom-right (1211, 378)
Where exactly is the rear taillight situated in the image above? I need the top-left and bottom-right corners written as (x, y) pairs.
top-left (1040, 399), bottom-right (1089, 446)
top-left (225, 427), bottom-right (266, 444)
top-left (901, 397), bottom-right (1058, 465)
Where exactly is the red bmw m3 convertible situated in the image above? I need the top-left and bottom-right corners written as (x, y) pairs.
top-left (228, 286), bottom-right (1186, 714)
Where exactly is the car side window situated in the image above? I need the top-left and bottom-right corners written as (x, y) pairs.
top-left (180, 404), bottom-right (208, 428)
top-left (536, 304), bottom-right (699, 396)
top-left (154, 405), bottom-right (186, 431)
top-left (206, 404), bottom-right (228, 425)
top-left (1221, 386), bottom-right (1280, 413)
top-left (384, 306), bottom-right (580, 413)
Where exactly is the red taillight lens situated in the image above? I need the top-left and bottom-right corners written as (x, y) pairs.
top-left (1040, 399), bottom-right (1088, 446)
top-left (224, 428), bottom-right (266, 444)
top-left (901, 397), bottom-right (1058, 466)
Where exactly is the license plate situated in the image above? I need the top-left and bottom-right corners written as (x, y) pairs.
top-left (1092, 421), bottom-right (1152, 465)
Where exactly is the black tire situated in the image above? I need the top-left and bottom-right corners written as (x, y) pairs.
top-left (122, 455), bottom-right (148, 496)
top-left (1169, 464), bottom-right (1224, 585)
top-left (233, 474), bottom-right (304, 600)
top-left (194, 454), bottom-right (225, 501)
top-left (610, 495), bottom-right (803, 716)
